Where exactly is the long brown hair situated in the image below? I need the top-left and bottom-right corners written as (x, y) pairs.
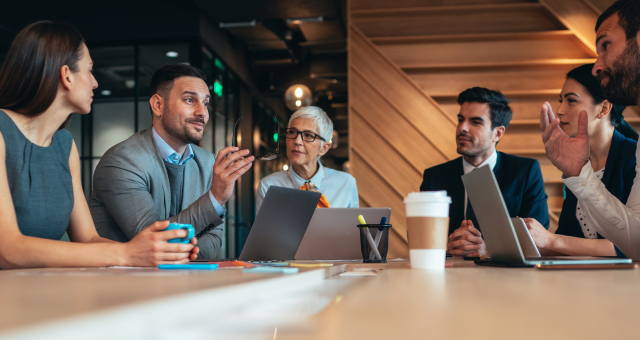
top-left (0, 21), bottom-right (85, 127)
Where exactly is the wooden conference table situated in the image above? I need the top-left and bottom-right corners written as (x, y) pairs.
top-left (1, 259), bottom-right (639, 339)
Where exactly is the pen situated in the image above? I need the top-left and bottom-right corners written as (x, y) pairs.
top-left (358, 215), bottom-right (381, 260)
top-left (369, 217), bottom-right (387, 260)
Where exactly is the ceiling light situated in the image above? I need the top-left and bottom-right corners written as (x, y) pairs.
top-left (285, 84), bottom-right (312, 111)
top-left (101, 90), bottom-right (111, 96)
top-left (166, 51), bottom-right (179, 58)
top-left (283, 164), bottom-right (289, 171)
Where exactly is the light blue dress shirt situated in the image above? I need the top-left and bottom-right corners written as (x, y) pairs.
top-left (256, 160), bottom-right (359, 212)
top-left (152, 127), bottom-right (226, 216)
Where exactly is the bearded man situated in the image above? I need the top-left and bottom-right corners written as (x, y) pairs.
top-left (90, 64), bottom-right (254, 259)
top-left (540, 0), bottom-right (640, 260)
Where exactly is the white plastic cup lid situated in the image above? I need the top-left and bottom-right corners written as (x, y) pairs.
top-left (403, 191), bottom-right (452, 204)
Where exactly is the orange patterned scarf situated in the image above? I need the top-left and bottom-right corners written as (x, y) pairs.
top-left (299, 181), bottom-right (331, 208)
top-left (290, 166), bottom-right (330, 208)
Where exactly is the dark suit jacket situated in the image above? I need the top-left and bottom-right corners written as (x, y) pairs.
top-left (420, 152), bottom-right (550, 235)
top-left (556, 130), bottom-right (637, 243)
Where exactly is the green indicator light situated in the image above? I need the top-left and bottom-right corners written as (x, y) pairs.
top-left (273, 133), bottom-right (278, 142)
top-left (273, 117), bottom-right (278, 123)
top-left (214, 58), bottom-right (225, 71)
top-left (214, 81), bottom-right (223, 97)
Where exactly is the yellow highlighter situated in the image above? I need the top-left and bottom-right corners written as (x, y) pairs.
top-left (358, 215), bottom-right (367, 225)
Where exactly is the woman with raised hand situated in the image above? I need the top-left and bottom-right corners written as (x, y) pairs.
top-left (256, 106), bottom-right (358, 212)
top-left (525, 64), bottom-right (637, 257)
top-left (0, 21), bottom-right (198, 269)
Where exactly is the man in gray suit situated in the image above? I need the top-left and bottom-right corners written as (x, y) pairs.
top-left (90, 64), bottom-right (254, 258)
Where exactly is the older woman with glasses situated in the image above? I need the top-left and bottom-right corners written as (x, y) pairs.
top-left (256, 106), bottom-right (359, 211)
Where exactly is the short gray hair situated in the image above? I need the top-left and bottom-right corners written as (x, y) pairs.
top-left (288, 106), bottom-right (334, 145)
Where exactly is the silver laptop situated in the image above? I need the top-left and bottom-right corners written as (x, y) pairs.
top-left (239, 186), bottom-right (321, 261)
top-left (294, 208), bottom-right (392, 260)
top-left (511, 217), bottom-right (541, 257)
top-left (461, 165), bottom-right (631, 267)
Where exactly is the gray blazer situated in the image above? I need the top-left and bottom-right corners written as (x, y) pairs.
top-left (90, 128), bottom-right (224, 258)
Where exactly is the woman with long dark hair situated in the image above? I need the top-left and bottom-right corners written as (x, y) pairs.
top-left (525, 63), bottom-right (637, 256)
top-left (0, 21), bottom-right (198, 268)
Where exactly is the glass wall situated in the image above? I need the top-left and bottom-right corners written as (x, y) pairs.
top-left (84, 43), bottom-right (190, 196)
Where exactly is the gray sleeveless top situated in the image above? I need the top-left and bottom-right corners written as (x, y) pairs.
top-left (0, 109), bottom-right (74, 240)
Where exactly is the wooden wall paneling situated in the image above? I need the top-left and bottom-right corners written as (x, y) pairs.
top-left (498, 125), bottom-right (546, 151)
top-left (352, 4), bottom-right (566, 37)
top-left (545, 182), bottom-right (565, 200)
top-left (582, 0), bottom-right (616, 13)
top-left (349, 0), bottom-right (612, 255)
top-left (351, 152), bottom-right (410, 259)
top-left (538, 0), bottom-right (601, 53)
top-left (350, 73), bottom-right (449, 170)
top-left (350, 112), bottom-right (424, 196)
top-left (539, 164), bottom-right (564, 183)
top-left (350, 25), bottom-right (458, 159)
top-left (435, 94), bottom-right (566, 121)
top-left (408, 66), bottom-right (573, 97)
top-left (376, 34), bottom-right (596, 67)
top-left (351, 0), bottom-right (534, 11)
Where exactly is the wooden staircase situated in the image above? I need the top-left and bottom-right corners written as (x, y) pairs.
top-left (348, 0), bottom-right (637, 258)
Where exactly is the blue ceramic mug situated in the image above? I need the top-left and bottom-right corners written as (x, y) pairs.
top-left (164, 223), bottom-right (195, 244)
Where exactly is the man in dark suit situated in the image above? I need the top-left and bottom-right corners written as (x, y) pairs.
top-left (420, 87), bottom-right (549, 257)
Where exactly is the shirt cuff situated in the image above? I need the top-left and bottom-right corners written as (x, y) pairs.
top-left (562, 161), bottom-right (597, 200)
top-left (209, 191), bottom-right (227, 217)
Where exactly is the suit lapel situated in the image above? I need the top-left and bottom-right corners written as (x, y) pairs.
top-left (145, 128), bottom-right (172, 216)
top-left (492, 152), bottom-right (505, 185)
top-left (449, 158), bottom-right (466, 232)
top-left (602, 130), bottom-right (624, 187)
top-left (452, 158), bottom-right (466, 205)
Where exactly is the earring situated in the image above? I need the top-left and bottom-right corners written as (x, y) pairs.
top-left (597, 114), bottom-right (602, 118)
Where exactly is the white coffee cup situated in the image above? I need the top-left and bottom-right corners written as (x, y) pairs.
top-left (404, 191), bottom-right (451, 270)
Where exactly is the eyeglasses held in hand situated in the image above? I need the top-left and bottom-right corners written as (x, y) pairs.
top-left (284, 128), bottom-right (326, 143)
top-left (231, 115), bottom-right (280, 161)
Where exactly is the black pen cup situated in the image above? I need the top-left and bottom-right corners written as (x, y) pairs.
top-left (357, 224), bottom-right (392, 263)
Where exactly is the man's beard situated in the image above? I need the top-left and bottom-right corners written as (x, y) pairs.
top-left (456, 134), bottom-right (489, 158)
top-left (161, 107), bottom-right (205, 145)
top-left (598, 38), bottom-right (640, 106)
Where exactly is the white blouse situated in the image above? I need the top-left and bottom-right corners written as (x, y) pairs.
top-left (576, 167), bottom-right (605, 239)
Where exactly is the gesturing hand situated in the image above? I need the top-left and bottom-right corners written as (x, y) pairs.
top-left (125, 221), bottom-right (195, 266)
top-left (540, 102), bottom-right (589, 178)
top-left (211, 146), bottom-right (254, 206)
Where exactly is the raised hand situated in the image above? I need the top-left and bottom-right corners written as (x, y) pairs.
top-left (540, 102), bottom-right (589, 178)
top-left (211, 146), bottom-right (254, 206)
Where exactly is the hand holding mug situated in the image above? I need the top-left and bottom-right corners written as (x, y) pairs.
top-left (124, 221), bottom-right (195, 266)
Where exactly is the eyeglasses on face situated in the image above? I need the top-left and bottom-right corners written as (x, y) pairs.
top-left (284, 128), bottom-right (326, 142)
